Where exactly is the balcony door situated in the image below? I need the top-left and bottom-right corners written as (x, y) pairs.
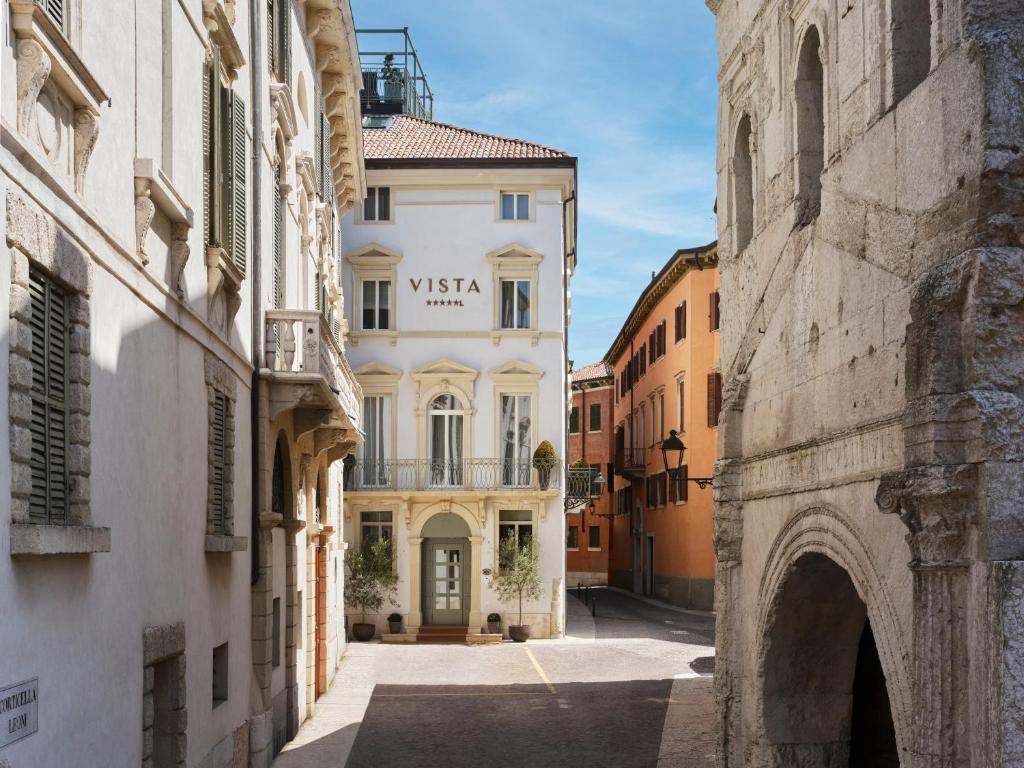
top-left (429, 394), bottom-right (464, 487)
top-left (500, 394), bottom-right (531, 487)
top-left (361, 395), bottom-right (391, 487)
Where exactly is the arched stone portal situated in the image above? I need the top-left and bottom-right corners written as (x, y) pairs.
top-left (408, 503), bottom-right (483, 631)
top-left (759, 553), bottom-right (899, 767)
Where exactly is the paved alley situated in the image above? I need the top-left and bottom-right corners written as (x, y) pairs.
top-left (274, 588), bottom-right (716, 768)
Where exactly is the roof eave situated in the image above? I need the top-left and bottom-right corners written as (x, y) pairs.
top-left (364, 156), bottom-right (577, 169)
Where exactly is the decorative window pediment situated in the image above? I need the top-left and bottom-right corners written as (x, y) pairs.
top-left (202, 1), bottom-right (246, 80)
top-left (489, 359), bottom-right (545, 383)
top-left (487, 244), bottom-right (543, 343)
top-left (347, 243), bottom-right (403, 341)
top-left (353, 361), bottom-right (402, 386)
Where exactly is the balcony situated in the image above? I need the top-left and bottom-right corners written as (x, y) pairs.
top-left (615, 447), bottom-right (646, 480)
top-left (262, 309), bottom-right (362, 452)
top-left (356, 28), bottom-right (433, 119)
top-left (346, 459), bottom-right (564, 493)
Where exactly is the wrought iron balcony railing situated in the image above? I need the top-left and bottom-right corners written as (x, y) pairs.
top-left (356, 28), bottom-right (433, 119)
top-left (615, 447), bottom-right (646, 471)
top-left (347, 459), bottom-right (564, 492)
top-left (263, 309), bottom-right (362, 428)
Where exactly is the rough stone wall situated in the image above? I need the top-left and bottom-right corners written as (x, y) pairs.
top-left (708, 0), bottom-right (1023, 765)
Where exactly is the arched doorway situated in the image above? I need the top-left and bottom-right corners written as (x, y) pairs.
top-left (270, 435), bottom-right (299, 746)
top-left (760, 553), bottom-right (898, 767)
top-left (421, 512), bottom-right (471, 625)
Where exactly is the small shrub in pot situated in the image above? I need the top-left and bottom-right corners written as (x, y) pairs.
top-left (532, 440), bottom-right (557, 490)
top-left (490, 533), bottom-right (542, 642)
top-left (344, 538), bottom-right (398, 642)
top-left (487, 612), bottom-right (502, 635)
top-left (387, 612), bottom-right (403, 634)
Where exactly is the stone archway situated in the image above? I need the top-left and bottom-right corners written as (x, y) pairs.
top-left (759, 552), bottom-right (900, 767)
top-left (271, 432), bottom-right (301, 744)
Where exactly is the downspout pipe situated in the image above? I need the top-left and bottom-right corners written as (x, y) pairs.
top-left (249, 0), bottom-right (264, 586)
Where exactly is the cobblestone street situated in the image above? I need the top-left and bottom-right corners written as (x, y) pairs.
top-left (274, 588), bottom-right (716, 768)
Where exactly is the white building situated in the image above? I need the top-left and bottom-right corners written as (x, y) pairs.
top-left (341, 115), bottom-right (577, 639)
top-left (0, 1), bottom-right (363, 766)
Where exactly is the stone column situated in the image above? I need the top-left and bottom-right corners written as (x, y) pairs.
top-left (407, 537), bottom-right (423, 630)
top-left (468, 535), bottom-right (483, 631)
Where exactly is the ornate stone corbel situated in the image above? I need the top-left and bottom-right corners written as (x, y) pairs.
top-left (134, 178), bottom-right (156, 264)
top-left (16, 38), bottom-right (49, 138)
top-left (206, 247), bottom-right (242, 336)
top-left (73, 109), bottom-right (99, 195)
top-left (170, 224), bottom-right (190, 297)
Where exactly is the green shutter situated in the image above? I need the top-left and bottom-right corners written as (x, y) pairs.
top-left (28, 269), bottom-right (69, 525)
top-left (227, 93), bottom-right (247, 276)
top-left (273, 164), bottom-right (283, 308)
top-left (315, 271), bottom-right (322, 313)
top-left (279, 0), bottom-right (291, 84)
top-left (210, 392), bottom-right (227, 533)
top-left (321, 108), bottom-right (333, 202)
top-left (266, 0), bottom-right (275, 76)
top-left (313, 82), bottom-right (323, 193)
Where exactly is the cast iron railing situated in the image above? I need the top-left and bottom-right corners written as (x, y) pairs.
top-left (348, 459), bottom-right (564, 492)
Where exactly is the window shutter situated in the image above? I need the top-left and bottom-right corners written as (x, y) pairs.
top-left (710, 291), bottom-right (720, 331)
top-left (314, 82), bottom-right (323, 193)
top-left (203, 58), bottom-right (213, 249)
top-left (674, 305), bottom-right (682, 342)
top-left (648, 333), bottom-right (655, 364)
top-left (28, 270), bottom-right (69, 525)
top-left (38, 0), bottom-right (65, 32)
top-left (606, 462), bottom-right (614, 495)
top-left (321, 108), bottom-right (333, 203)
top-left (210, 392), bottom-right (228, 533)
top-left (273, 164), bottom-right (283, 308)
top-left (228, 94), bottom-right (248, 276)
top-left (266, 0), bottom-right (275, 75)
top-left (677, 465), bottom-right (689, 503)
top-left (280, 0), bottom-right (291, 84)
top-left (315, 271), bottom-right (322, 313)
top-left (708, 372), bottom-right (722, 427)
top-left (681, 301), bottom-right (687, 339)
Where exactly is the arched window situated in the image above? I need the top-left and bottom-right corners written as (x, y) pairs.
top-left (429, 394), bottom-right (465, 487)
top-left (733, 114), bottom-right (754, 252)
top-left (891, 0), bottom-right (930, 103)
top-left (795, 27), bottom-right (824, 224)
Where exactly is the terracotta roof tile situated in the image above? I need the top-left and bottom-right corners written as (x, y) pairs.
top-left (363, 115), bottom-right (572, 160)
top-left (571, 361), bottom-right (613, 383)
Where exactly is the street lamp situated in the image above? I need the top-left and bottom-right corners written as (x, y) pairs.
top-left (657, 430), bottom-right (714, 490)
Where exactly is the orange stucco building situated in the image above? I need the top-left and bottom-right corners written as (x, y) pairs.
top-left (566, 361), bottom-right (614, 586)
top-left (607, 243), bottom-right (719, 610)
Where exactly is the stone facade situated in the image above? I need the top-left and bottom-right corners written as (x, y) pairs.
top-left (707, 0), bottom-right (1023, 765)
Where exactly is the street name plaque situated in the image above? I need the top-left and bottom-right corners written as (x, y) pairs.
top-left (0, 678), bottom-right (38, 748)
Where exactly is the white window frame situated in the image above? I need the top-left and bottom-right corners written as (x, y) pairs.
top-left (346, 243), bottom-right (402, 341)
top-left (675, 372), bottom-right (685, 434)
top-left (360, 186), bottom-right (392, 223)
top-left (360, 510), bottom-right (394, 544)
top-left (498, 278), bottom-right (532, 330)
top-left (359, 394), bottom-right (392, 487)
top-left (487, 244), bottom-right (542, 342)
top-left (360, 278), bottom-right (392, 331)
top-left (497, 190), bottom-right (534, 222)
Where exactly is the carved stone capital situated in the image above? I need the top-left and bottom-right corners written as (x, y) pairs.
top-left (876, 464), bottom-right (977, 566)
top-left (73, 108), bottom-right (99, 195)
top-left (16, 38), bottom-right (50, 138)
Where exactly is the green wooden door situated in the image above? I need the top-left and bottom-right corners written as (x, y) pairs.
top-left (423, 539), bottom-right (469, 625)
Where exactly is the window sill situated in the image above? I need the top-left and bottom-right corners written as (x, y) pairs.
top-left (10, 523), bottom-right (111, 556)
top-left (349, 330), bottom-right (398, 347)
top-left (205, 534), bottom-right (248, 553)
top-left (491, 330), bottom-right (541, 347)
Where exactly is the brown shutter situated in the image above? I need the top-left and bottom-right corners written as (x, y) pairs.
top-left (710, 291), bottom-right (720, 331)
top-left (674, 304), bottom-right (682, 342)
top-left (678, 464), bottom-right (689, 503)
top-left (707, 372), bottom-right (722, 427)
top-left (681, 300), bottom-right (687, 339)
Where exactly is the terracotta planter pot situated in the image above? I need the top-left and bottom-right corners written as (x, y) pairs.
top-left (352, 623), bottom-right (376, 642)
top-left (487, 621), bottom-right (502, 635)
top-left (388, 621), bottom-right (402, 634)
top-left (508, 624), bottom-right (532, 643)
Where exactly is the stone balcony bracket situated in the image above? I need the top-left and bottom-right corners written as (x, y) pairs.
top-left (207, 246), bottom-right (243, 333)
top-left (11, 0), bottom-right (108, 196)
top-left (10, 523), bottom-right (111, 556)
top-left (204, 533), bottom-right (248, 553)
top-left (134, 159), bottom-right (194, 292)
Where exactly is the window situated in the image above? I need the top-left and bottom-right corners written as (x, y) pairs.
top-left (795, 26), bottom-right (824, 224)
top-left (499, 279), bottom-right (531, 329)
top-left (710, 291), bottom-right (721, 331)
top-left (648, 334), bottom-right (655, 364)
top-left (212, 642), bottom-right (229, 706)
top-left (569, 405), bottom-right (580, 434)
top-left (734, 114), bottom-right (754, 252)
top-left (268, 0), bottom-right (291, 84)
top-left (38, 0), bottom-right (68, 33)
top-left (566, 525), bottom-right (579, 550)
top-left (272, 164), bottom-right (284, 309)
top-left (429, 394), bottom-right (465, 486)
top-left (361, 511), bottom-right (393, 544)
top-left (360, 395), bottom-right (391, 487)
top-left (677, 376), bottom-right (685, 432)
top-left (272, 598), bottom-right (281, 668)
top-left (588, 403), bottom-right (601, 432)
top-left (28, 268), bottom-right (70, 525)
top-left (649, 398), bottom-right (657, 447)
top-left (500, 395), bottom-right (532, 487)
top-left (638, 403), bottom-right (646, 450)
top-left (638, 348), bottom-right (646, 377)
top-left (673, 465), bottom-right (689, 504)
top-left (205, 46), bottom-right (247, 276)
top-left (892, 0), bottom-right (931, 103)
top-left (588, 524), bottom-right (601, 550)
top-left (708, 372), bottom-right (723, 428)
top-left (363, 186), bottom-right (391, 222)
top-left (208, 391), bottom-right (230, 535)
top-left (314, 82), bottom-right (333, 203)
top-left (499, 510), bottom-right (533, 549)
top-left (499, 192), bottom-right (530, 221)
top-left (361, 279), bottom-right (391, 330)
top-left (675, 302), bottom-right (687, 342)
top-left (657, 321), bottom-right (666, 358)
top-left (659, 392), bottom-right (665, 444)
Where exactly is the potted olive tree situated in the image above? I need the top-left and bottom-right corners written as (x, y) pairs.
top-left (380, 53), bottom-right (404, 100)
top-left (487, 612), bottom-right (502, 635)
top-left (491, 533), bottom-right (542, 642)
top-left (344, 538), bottom-right (398, 641)
top-left (532, 440), bottom-right (557, 490)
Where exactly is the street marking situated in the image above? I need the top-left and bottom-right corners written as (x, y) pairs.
top-left (375, 691), bottom-right (544, 698)
top-left (525, 647), bottom-right (556, 694)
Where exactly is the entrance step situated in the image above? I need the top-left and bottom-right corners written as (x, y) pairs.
top-left (381, 626), bottom-right (502, 645)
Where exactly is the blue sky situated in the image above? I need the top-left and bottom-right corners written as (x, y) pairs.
top-left (352, 1), bottom-right (720, 366)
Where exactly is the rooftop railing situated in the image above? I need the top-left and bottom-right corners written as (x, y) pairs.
top-left (356, 28), bottom-right (433, 120)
